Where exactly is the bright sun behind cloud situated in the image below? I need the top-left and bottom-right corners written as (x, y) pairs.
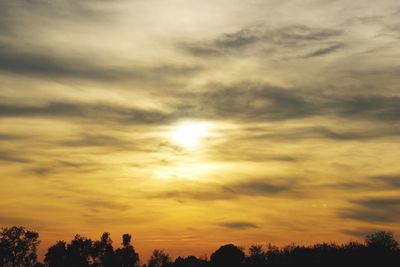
top-left (170, 122), bottom-right (209, 149)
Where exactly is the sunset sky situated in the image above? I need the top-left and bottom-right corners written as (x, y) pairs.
top-left (1, 0), bottom-right (400, 261)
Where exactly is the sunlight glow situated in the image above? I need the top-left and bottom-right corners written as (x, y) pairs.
top-left (170, 122), bottom-right (209, 149)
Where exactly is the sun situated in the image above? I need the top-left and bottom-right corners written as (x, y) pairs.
top-left (170, 122), bottom-right (209, 149)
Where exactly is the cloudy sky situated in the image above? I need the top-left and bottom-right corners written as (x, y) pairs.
top-left (1, 0), bottom-right (400, 261)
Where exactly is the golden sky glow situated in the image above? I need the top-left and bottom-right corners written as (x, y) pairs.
top-left (1, 0), bottom-right (400, 261)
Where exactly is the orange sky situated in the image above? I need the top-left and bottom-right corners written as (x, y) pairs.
top-left (1, 0), bottom-right (400, 262)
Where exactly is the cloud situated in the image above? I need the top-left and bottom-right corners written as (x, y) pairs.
top-left (238, 126), bottom-right (400, 143)
top-left (79, 199), bottom-right (131, 211)
top-left (0, 43), bottom-right (202, 81)
top-left (178, 83), bottom-right (319, 121)
top-left (177, 83), bottom-right (400, 123)
top-left (61, 134), bottom-right (132, 148)
top-left (0, 214), bottom-right (41, 228)
top-left (341, 228), bottom-right (384, 238)
top-left (304, 44), bottom-right (344, 58)
top-left (218, 221), bottom-right (259, 229)
top-left (0, 149), bottom-right (31, 163)
top-left (153, 178), bottom-right (300, 201)
top-left (181, 24), bottom-right (344, 57)
top-left (372, 175), bottom-right (400, 188)
top-left (339, 197), bottom-right (400, 223)
top-left (0, 101), bottom-right (170, 125)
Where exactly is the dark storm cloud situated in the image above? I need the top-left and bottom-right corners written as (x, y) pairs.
top-left (218, 221), bottom-right (259, 229)
top-left (153, 178), bottom-right (299, 201)
top-left (0, 44), bottom-right (202, 81)
top-left (181, 24), bottom-right (343, 57)
top-left (339, 197), bottom-right (400, 223)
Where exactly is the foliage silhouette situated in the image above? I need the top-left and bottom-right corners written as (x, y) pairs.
top-left (148, 249), bottom-right (172, 267)
top-left (0, 226), bottom-right (40, 267)
top-left (210, 244), bottom-right (245, 267)
top-left (1, 226), bottom-right (400, 267)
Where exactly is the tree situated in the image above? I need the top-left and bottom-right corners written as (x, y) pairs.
top-left (65, 235), bottom-right (93, 267)
top-left (174, 256), bottom-right (208, 267)
top-left (148, 250), bottom-right (171, 267)
top-left (210, 244), bottom-right (245, 267)
top-left (365, 231), bottom-right (399, 251)
top-left (115, 234), bottom-right (139, 267)
top-left (0, 226), bottom-right (40, 267)
top-left (246, 245), bottom-right (266, 267)
top-left (93, 232), bottom-right (116, 267)
top-left (44, 241), bottom-right (68, 267)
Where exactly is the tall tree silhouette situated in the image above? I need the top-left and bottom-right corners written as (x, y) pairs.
top-left (93, 232), bottom-right (116, 267)
top-left (0, 226), bottom-right (40, 267)
top-left (115, 234), bottom-right (139, 267)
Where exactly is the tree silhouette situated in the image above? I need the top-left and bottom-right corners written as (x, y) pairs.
top-left (2, 226), bottom-right (400, 267)
top-left (246, 245), bottom-right (266, 267)
top-left (115, 234), bottom-right (139, 267)
top-left (93, 232), bottom-right (116, 267)
top-left (44, 241), bottom-right (68, 267)
top-left (210, 244), bottom-right (245, 267)
top-left (65, 235), bottom-right (94, 267)
top-left (174, 256), bottom-right (208, 267)
top-left (148, 250), bottom-right (172, 267)
top-left (366, 231), bottom-right (399, 251)
top-left (0, 226), bottom-right (40, 267)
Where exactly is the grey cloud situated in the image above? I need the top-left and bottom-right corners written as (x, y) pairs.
top-left (0, 0), bottom-right (117, 34)
top-left (239, 126), bottom-right (400, 143)
top-left (0, 133), bottom-right (26, 141)
top-left (0, 149), bottom-right (31, 163)
top-left (373, 175), bottom-right (400, 188)
top-left (0, 44), bottom-right (202, 81)
top-left (0, 101), bottom-right (170, 125)
top-left (1, 83), bottom-right (400, 126)
top-left (0, 214), bottom-right (41, 227)
top-left (178, 83), bottom-right (400, 123)
top-left (339, 197), bottom-right (400, 223)
top-left (178, 84), bottom-right (319, 121)
top-left (61, 134), bottom-right (131, 148)
top-left (341, 228), bottom-right (382, 238)
top-left (304, 44), bottom-right (344, 58)
top-left (79, 199), bottom-right (130, 211)
top-left (153, 178), bottom-right (299, 201)
top-left (218, 221), bottom-right (259, 229)
top-left (333, 95), bottom-right (400, 121)
top-left (181, 24), bottom-right (343, 57)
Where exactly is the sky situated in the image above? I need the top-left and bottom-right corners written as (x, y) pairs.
top-left (1, 0), bottom-right (400, 262)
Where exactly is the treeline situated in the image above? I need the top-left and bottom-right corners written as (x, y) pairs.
top-left (1, 226), bottom-right (399, 267)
